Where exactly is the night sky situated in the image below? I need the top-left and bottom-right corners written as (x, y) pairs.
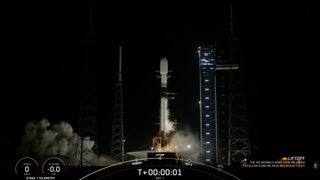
top-left (0, 3), bottom-right (316, 169)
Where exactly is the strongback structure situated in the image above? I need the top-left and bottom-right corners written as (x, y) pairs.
top-left (198, 4), bottom-right (250, 165)
top-left (111, 46), bottom-right (125, 161)
top-left (198, 46), bottom-right (217, 164)
top-left (76, 5), bottom-right (99, 167)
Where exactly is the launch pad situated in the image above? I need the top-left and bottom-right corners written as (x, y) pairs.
top-left (147, 152), bottom-right (177, 159)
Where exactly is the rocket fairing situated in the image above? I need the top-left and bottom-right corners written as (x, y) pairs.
top-left (160, 57), bottom-right (168, 88)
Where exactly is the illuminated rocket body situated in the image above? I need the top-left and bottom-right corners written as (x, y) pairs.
top-left (160, 57), bottom-right (168, 133)
top-left (152, 57), bottom-right (174, 152)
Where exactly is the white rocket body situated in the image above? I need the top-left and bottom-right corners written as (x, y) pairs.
top-left (160, 57), bottom-right (168, 133)
top-left (152, 57), bottom-right (175, 152)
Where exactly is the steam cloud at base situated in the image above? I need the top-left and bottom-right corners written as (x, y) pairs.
top-left (18, 119), bottom-right (117, 166)
top-left (161, 128), bottom-right (201, 161)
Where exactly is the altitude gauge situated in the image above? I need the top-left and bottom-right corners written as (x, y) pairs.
top-left (42, 157), bottom-right (66, 177)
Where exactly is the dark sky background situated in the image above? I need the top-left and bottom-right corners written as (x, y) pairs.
top-left (0, 3), bottom-right (316, 167)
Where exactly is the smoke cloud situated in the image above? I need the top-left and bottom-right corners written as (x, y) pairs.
top-left (161, 127), bottom-right (200, 161)
top-left (161, 105), bottom-right (200, 162)
top-left (173, 129), bottom-right (200, 161)
top-left (159, 96), bottom-right (200, 161)
top-left (19, 119), bottom-right (117, 166)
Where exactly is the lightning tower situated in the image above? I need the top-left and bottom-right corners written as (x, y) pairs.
top-left (111, 46), bottom-right (125, 161)
top-left (227, 4), bottom-right (250, 165)
top-left (76, 4), bottom-right (99, 167)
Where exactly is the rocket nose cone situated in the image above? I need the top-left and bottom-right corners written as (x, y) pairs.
top-left (160, 57), bottom-right (168, 73)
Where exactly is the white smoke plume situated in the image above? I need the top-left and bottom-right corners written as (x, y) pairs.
top-left (162, 97), bottom-right (175, 133)
top-left (159, 96), bottom-right (200, 161)
top-left (164, 120), bottom-right (175, 133)
top-left (173, 129), bottom-right (200, 161)
top-left (161, 111), bottom-right (200, 162)
top-left (19, 119), bottom-right (117, 166)
top-left (159, 127), bottom-right (200, 161)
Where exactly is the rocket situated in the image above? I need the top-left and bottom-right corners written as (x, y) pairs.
top-left (152, 57), bottom-right (175, 152)
top-left (160, 57), bottom-right (168, 133)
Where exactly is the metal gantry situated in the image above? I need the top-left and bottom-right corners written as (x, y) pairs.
top-left (111, 46), bottom-right (125, 161)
